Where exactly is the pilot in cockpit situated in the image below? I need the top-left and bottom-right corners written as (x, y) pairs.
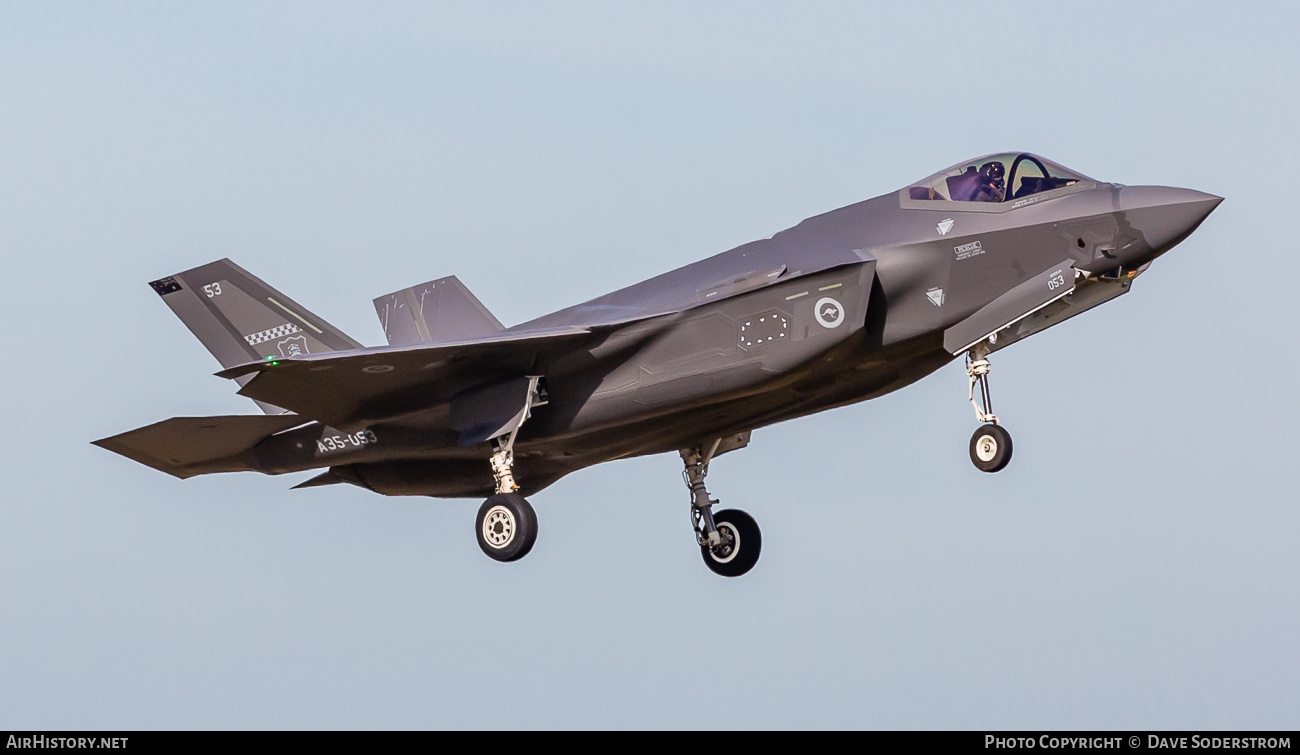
top-left (909, 153), bottom-right (1086, 204)
top-left (973, 161), bottom-right (1005, 202)
top-left (947, 161), bottom-right (1006, 202)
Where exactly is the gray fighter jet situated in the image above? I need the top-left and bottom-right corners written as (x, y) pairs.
top-left (95, 152), bottom-right (1220, 577)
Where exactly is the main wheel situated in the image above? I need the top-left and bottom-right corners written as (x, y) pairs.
top-left (969, 423), bottom-right (1013, 473)
top-left (475, 493), bottom-right (538, 562)
top-left (700, 509), bottom-right (761, 577)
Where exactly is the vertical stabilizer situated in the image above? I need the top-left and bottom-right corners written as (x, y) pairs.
top-left (150, 258), bottom-right (362, 413)
top-left (373, 276), bottom-right (503, 346)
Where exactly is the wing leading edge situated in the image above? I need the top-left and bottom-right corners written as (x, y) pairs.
top-left (215, 326), bottom-right (597, 429)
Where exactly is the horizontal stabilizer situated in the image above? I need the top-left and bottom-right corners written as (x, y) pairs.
top-left (93, 415), bottom-right (305, 479)
top-left (374, 276), bottom-right (503, 346)
top-left (944, 259), bottom-right (1078, 354)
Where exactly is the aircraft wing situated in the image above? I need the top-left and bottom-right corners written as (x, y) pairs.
top-left (216, 326), bottom-right (596, 429)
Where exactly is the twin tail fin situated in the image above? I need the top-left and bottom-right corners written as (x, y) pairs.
top-left (149, 259), bottom-right (361, 413)
top-left (372, 276), bottom-right (503, 346)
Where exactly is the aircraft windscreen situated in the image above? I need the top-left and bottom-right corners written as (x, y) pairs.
top-left (908, 153), bottom-right (1089, 203)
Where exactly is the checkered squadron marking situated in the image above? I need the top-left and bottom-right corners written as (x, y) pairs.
top-left (244, 323), bottom-right (301, 346)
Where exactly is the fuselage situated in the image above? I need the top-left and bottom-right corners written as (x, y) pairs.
top-left (247, 156), bottom-right (1220, 497)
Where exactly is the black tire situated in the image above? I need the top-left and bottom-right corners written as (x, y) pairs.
top-left (700, 509), bottom-right (761, 577)
top-left (969, 423), bottom-right (1013, 473)
top-left (475, 493), bottom-right (538, 562)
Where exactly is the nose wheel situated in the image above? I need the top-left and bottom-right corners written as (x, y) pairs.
top-left (969, 423), bottom-right (1013, 473)
top-left (699, 509), bottom-right (761, 577)
top-left (682, 442), bottom-right (761, 577)
top-left (966, 348), bottom-right (1013, 473)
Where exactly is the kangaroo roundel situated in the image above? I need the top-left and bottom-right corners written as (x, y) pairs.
top-left (814, 297), bottom-right (845, 329)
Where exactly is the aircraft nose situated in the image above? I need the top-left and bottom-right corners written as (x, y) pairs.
top-left (1119, 186), bottom-right (1223, 258)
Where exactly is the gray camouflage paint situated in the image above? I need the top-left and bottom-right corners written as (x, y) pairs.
top-left (95, 153), bottom-right (1221, 498)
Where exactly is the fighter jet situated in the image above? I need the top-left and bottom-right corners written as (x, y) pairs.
top-left (95, 152), bottom-right (1220, 577)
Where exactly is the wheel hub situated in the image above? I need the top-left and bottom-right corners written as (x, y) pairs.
top-left (976, 434), bottom-right (998, 462)
top-left (708, 522), bottom-right (741, 564)
top-left (482, 505), bottom-right (516, 548)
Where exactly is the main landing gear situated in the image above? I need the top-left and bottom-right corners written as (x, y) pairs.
top-left (468, 377), bottom-right (761, 576)
top-left (682, 441), bottom-right (761, 577)
top-left (966, 346), bottom-right (1013, 473)
top-left (475, 380), bottom-right (542, 563)
top-left (476, 495), bottom-right (537, 562)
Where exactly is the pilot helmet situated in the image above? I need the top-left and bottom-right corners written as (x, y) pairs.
top-left (979, 161), bottom-right (1005, 183)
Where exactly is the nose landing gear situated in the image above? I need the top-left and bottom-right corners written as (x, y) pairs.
top-left (966, 346), bottom-right (1013, 473)
top-left (969, 423), bottom-right (1013, 473)
top-left (682, 441), bottom-right (761, 577)
top-left (700, 509), bottom-right (761, 578)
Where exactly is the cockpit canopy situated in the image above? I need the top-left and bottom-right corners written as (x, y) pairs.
top-left (908, 153), bottom-right (1091, 204)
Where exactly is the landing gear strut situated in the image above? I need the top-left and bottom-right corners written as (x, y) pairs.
top-left (681, 441), bottom-right (761, 577)
top-left (475, 378), bottom-right (543, 562)
top-left (966, 345), bottom-right (1013, 473)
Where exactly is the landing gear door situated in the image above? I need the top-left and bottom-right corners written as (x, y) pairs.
top-left (982, 275), bottom-right (1135, 355)
top-left (450, 376), bottom-right (543, 447)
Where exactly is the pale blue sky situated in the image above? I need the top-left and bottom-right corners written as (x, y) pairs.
top-left (1, 1), bottom-right (1297, 728)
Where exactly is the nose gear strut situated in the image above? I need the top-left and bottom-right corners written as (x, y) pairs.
top-left (965, 343), bottom-right (1013, 473)
top-left (680, 440), bottom-right (762, 577)
top-left (966, 346), bottom-right (997, 426)
top-left (681, 439), bottom-right (723, 549)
